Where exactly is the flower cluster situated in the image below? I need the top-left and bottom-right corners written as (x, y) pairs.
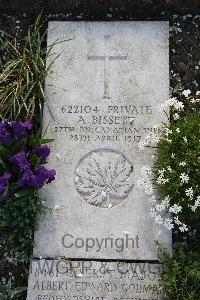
top-left (160, 90), bottom-right (200, 121)
top-left (0, 121), bottom-right (32, 144)
top-left (0, 121), bottom-right (56, 197)
top-left (10, 149), bottom-right (56, 189)
top-left (161, 96), bottom-right (185, 121)
top-left (138, 166), bottom-right (190, 232)
top-left (138, 110), bottom-right (200, 233)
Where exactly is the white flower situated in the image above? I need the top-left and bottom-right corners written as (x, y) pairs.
top-left (176, 128), bottom-right (180, 133)
top-left (156, 168), bottom-right (169, 185)
top-left (164, 218), bottom-right (174, 230)
top-left (173, 113), bottom-right (180, 120)
top-left (175, 101), bottom-right (184, 110)
top-left (149, 195), bottom-right (157, 204)
top-left (174, 216), bottom-right (182, 225)
top-left (137, 177), bottom-right (154, 196)
top-left (174, 216), bottom-right (189, 232)
top-left (179, 224), bottom-right (188, 232)
top-left (164, 128), bottom-right (172, 137)
top-left (175, 217), bottom-right (188, 232)
top-left (156, 204), bottom-right (165, 212)
top-left (183, 136), bottom-right (188, 142)
top-left (185, 187), bottom-right (193, 199)
top-left (165, 138), bottom-right (172, 143)
top-left (150, 207), bottom-right (157, 217)
top-left (182, 89), bottom-right (191, 97)
top-left (167, 166), bottom-right (172, 172)
top-left (180, 172), bottom-right (189, 184)
top-left (179, 161), bottom-right (186, 166)
top-left (171, 153), bottom-right (175, 158)
top-left (153, 136), bottom-right (160, 143)
top-left (190, 196), bottom-right (200, 212)
top-left (190, 98), bottom-right (196, 104)
top-left (155, 215), bottom-right (163, 225)
top-left (161, 196), bottom-right (170, 208)
top-left (141, 166), bottom-right (152, 177)
top-left (158, 168), bottom-right (165, 175)
top-left (169, 204), bottom-right (182, 214)
top-left (157, 175), bottom-right (169, 185)
top-left (144, 183), bottom-right (154, 195)
top-left (196, 91), bottom-right (200, 96)
top-left (161, 97), bottom-right (184, 111)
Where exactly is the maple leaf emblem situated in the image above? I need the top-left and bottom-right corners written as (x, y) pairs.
top-left (75, 149), bottom-right (134, 208)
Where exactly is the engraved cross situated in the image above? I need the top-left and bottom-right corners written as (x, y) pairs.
top-left (87, 35), bottom-right (127, 99)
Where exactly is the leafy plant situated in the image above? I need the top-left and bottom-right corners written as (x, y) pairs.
top-left (138, 110), bottom-right (200, 235)
top-left (0, 16), bottom-right (59, 124)
top-left (153, 111), bottom-right (200, 230)
top-left (139, 105), bottom-right (200, 299)
top-left (0, 121), bottom-right (56, 263)
top-left (157, 243), bottom-right (200, 300)
top-left (0, 277), bottom-right (26, 299)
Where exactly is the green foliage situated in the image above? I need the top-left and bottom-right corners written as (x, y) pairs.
top-left (0, 16), bottom-right (58, 124)
top-left (0, 277), bottom-right (26, 299)
top-left (158, 244), bottom-right (200, 300)
top-left (0, 16), bottom-right (60, 265)
top-left (154, 111), bottom-right (200, 299)
top-left (154, 111), bottom-right (200, 233)
top-left (0, 190), bottom-right (44, 263)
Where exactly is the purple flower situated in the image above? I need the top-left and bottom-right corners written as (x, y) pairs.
top-left (0, 122), bottom-right (11, 144)
top-left (9, 149), bottom-right (30, 170)
top-left (34, 166), bottom-right (56, 188)
top-left (10, 121), bottom-right (32, 140)
top-left (46, 169), bottom-right (56, 184)
top-left (17, 166), bottom-right (56, 188)
top-left (17, 168), bottom-right (36, 188)
top-left (0, 171), bottom-right (11, 193)
top-left (33, 145), bottom-right (50, 163)
top-left (21, 121), bottom-right (32, 131)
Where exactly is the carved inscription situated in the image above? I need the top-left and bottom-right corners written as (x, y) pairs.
top-left (55, 105), bottom-right (158, 145)
top-left (27, 260), bottom-right (163, 300)
top-left (75, 149), bottom-right (134, 208)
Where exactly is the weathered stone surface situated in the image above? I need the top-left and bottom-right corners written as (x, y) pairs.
top-left (33, 21), bottom-right (171, 260)
top-left (27, 259), bottom-right (164, 300)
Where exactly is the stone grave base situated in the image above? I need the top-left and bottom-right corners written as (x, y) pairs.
top-left (27, 259), bottom-right (164, 300)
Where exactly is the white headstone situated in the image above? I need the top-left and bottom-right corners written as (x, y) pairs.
top-left (27, 21), bottom-right (170, 300)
